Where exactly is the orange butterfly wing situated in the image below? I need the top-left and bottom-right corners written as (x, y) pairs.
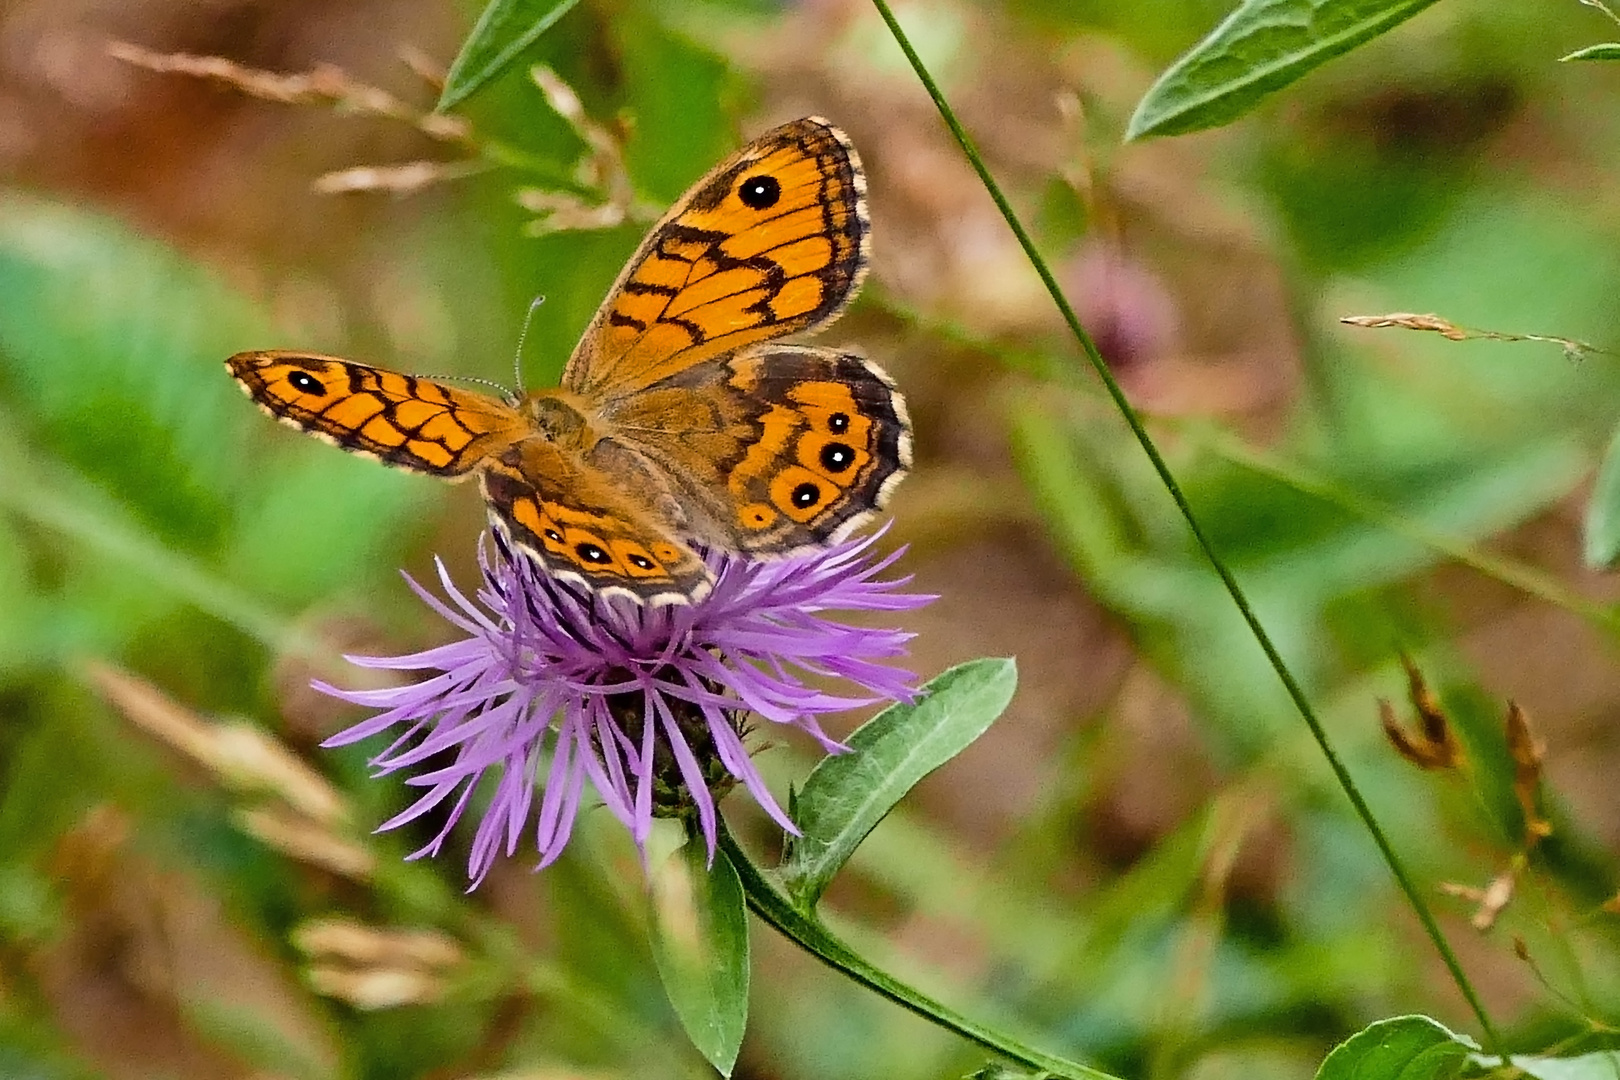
top-left (562, 116), bottom-right (868, 400)
top-left (480, 437), bottom-right (712, 604)
top-left (226, 352), bottom-right (530, 476)
top-left (592, 345), bottom-right (911, 554)
top-left (225, 118), bottom-right (891, 607)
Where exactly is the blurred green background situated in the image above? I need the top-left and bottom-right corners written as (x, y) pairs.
top-left (3, 0), bottom-right (1620, 1076)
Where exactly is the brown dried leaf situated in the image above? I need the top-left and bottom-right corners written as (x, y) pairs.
top-left (1341, 312), bottom-right (1471, 340)
top-left (305, 964), bottom-right (447, 1009)
top-left (1378, 657), bottom-right (1462, 770)
top-left (1340, 311), bottom-right (1603, 360)
top-left (1439, 881), bottom-right (1485, 904)
top-left (517, 66), bottom-right (657, 234)
top-left (293, 918), bottom-right (464, 1009)
top-left (1505, 701), bottom-right (1552, 846)
top-left (1441, 870), bottom-right (1517, 931)
top-left (314, 159), bottom-right (490, 195)
top-left (233, 806), bottom-right (375, 880)
top-left (86, 662), bottom-right (351, 826)
top-left (516, 188), bottom-right (633, 235)
top-left (396, 45), bottom-right (447, 91)
top-left (292, 917), bottom-right (463, 969)
top-left (1470, 870), bottom-right (1517, 931)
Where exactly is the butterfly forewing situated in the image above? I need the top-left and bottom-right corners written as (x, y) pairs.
top-left (227, 352), bottom-right (529, 476)
top-left (562, 117), bottom-right (869, 400)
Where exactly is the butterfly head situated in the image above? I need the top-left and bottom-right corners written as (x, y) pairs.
top-left (522, 391), bottom-right (594, 448)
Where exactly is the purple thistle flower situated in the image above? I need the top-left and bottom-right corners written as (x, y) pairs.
top-left (318, 531), bottom-right (932, 884)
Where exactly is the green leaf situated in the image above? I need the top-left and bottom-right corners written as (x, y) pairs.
top-left (649, 839), bottom-right (750, 1076)
top-left (1560, 43), bottom-right (1620, 61)
top-left (1485, 1051), bottom-right (1620, 1080)
top-left (1584, 421), bottom-right (1620, 569)
top-left (438, 0), bottom-right (582, 112)
top-left (1126, 0), bottom-right (1441, 140)
top-left (0, 192), bottom-right (268, 547)
top-left (779, 658), bottom-right (1018, 909)
top-left (1315, 1016), bottom-right (1477, 1080)
top-left (0, 193), bottom-right (424, 642)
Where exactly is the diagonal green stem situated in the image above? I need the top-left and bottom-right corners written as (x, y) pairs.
top-left (719, 824), bottom-right (1116, 1080)
top-left (868, 0), bottom-right (1502, 1054)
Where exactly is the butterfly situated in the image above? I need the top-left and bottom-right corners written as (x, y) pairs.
top-left (227, 117), bottom-right (910, 605)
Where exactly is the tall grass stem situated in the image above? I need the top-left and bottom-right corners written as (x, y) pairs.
top-left (867, 0), bottom-right (1502, 1051)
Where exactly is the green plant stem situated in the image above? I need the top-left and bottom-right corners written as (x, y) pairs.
top-left (719, 825), bottom-right (1116, 1080)
top-left (868, 0), bottom-right (1504, 1054)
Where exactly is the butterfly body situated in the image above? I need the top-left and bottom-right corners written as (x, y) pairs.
top-left (228, 117), bottom-right (909, 605)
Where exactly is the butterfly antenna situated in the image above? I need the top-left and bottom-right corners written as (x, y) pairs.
top-left (514, 294), bottom-right (544, 394)
top-left (407, 371), bottom-right (518, 399)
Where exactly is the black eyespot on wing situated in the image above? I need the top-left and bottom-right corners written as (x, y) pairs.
top-left (628, 554), bottom-right (655, 570)
top-left (827, 411), bottom-right (850, 434)
top-left (544, 528), bottom-right (564, 543)
top-left (791, 482), bottom-right (821, 508)
top-left (820, 443), bottom-right (855, 473)
top-left (576, 542), bottom-right (612, 565)
top-left (738, 174), bottom-right (781, 210)
top-left (288, 370), bottom-right (326, 395)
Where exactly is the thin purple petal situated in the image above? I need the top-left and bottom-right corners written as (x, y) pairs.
top-left (317, 531), bottom-right (930, 883)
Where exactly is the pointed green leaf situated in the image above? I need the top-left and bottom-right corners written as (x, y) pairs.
top-left (779, 658), bottom-right (1017, 909)
top-left (1315, 1016), bottom-right (1477, 1080)
top-left (649, 840), bottom-right (750, 1076)
top-left (438, 0), bottom-right (581, 112)
top-left (1126, 0), bottom-right (1441, 140)
top-left (1583, 420), bottom-right (1620, 569)
top-left (1561, 43), bottom-right (1620, 61)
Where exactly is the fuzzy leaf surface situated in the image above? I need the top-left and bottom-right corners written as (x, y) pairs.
top-left (1127, 0), bottom-right (1440, 139)
top-left (780, 658), bottom-right (1017, 909)
top-left (1315, 1015), bottom-right (1477, 1080)
top-left (650, 840), bottom-right (750, 1076)
top-left (439, 0), bottom-right (581, 110)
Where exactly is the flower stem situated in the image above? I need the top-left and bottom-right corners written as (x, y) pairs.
top-left (867, 0), bottom-right (1503, 1055)
top-left (719, 824), bottom-right (1118, 1080)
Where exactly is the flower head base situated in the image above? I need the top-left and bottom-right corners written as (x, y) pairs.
top-left (319, 531), bottom-right (931, 884)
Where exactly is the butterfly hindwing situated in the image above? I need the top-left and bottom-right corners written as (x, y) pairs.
top-left (227, 351), bottom-right (528, 476)
top-left (591, 345), bottom-right (911, 554)
top-left (562, 116), bottom-right (869, 400)
top-left (480, 436), bottom-right (712, 604)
